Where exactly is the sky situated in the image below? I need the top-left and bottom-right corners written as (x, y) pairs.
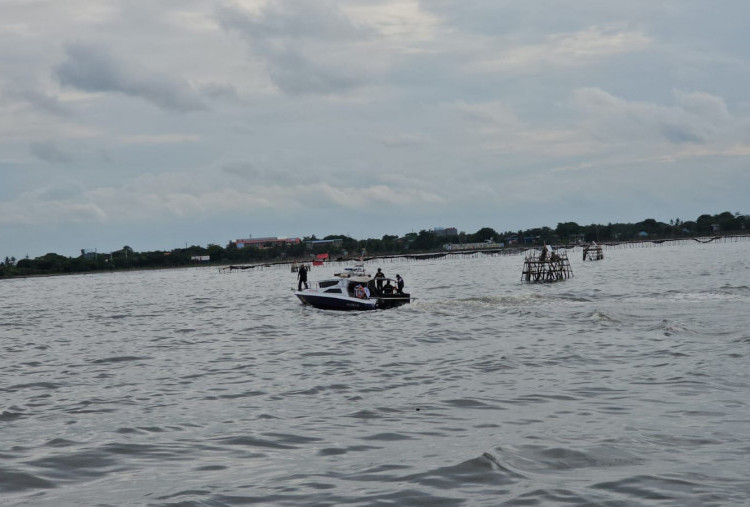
top-left (2, 0), bottom-right (749, 259)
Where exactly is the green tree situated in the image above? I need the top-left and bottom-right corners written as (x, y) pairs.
top-left (696, 214), bottom-right (714, 234)
top-left (555, 222), bottom-right (581, 243)
top-left (715, 211), bottom-right (738, 231)
top-left (207, 244), bottom-right (225, 262)
top-left (413, 230), bottom-right (437, 251)
top-left (468, 227), bottom-right (499, 243)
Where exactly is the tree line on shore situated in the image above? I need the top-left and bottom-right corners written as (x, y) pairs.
top-left (2, 211), bottom-right (747, 278)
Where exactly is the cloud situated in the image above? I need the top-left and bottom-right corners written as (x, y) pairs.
top-left (673, 90), bottom-right (731, 125)
top-left (437, 100), bottom-right (593, 158)
top-left (466, 25), bottom-right (651, 74)
top-left (264, 48), bottom-right (368, 95)
top-left (0, 186), bottom-right (105, 224)
top-left (215, 1), bottom-right (380, 95)
top-left (0, 162), bottom-right (448, 227)
top-left (117, 134), bottom-right (200, 145)
top-left (54, 42), bottom-right (206, 111)
top-left (570, 87), bottom-right (719, 144)
top-left (220, 161), bottom-right (308, 185)
top-left (29, 141), bottom-right (74, 164)
top-left (220, 0), bottom-right (365, 41)
top-left (447, 100), bottom-right (522, 128)
top-left (309, 182), bottom-right (443, 208)
top-left (199, 82), bottom-right (241, 102)
top-left (2, 85), bottom-right (70, 116)
top-left (552, 24), bottom-right (651, 59)
top-left (380, 133), bottom-right (431, 147)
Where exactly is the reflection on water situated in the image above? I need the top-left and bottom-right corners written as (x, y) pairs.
top-left (1, 242), bottom-right (749, 504)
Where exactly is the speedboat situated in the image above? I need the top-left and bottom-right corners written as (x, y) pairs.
top-left (294, 264), bottom-right (411, 311)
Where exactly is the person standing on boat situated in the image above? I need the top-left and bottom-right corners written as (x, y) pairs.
top-left (297, 264), bottom-right (308, 291)
top-left (374, 268), bottom-right (385, 293)
top-left (395, 274), bottom-right (404, 294)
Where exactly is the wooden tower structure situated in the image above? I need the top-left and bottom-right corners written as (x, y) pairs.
top-left (521, 246), bottom-right (573, 283)
top-left (582, 242), bottom-right (604, 261)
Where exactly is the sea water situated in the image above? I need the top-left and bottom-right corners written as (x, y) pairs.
top-left (1, 241), bottom-right (749, 505)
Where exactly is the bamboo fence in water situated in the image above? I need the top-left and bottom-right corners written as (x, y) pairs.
top-left (219, 234), bottom-right (750, 272)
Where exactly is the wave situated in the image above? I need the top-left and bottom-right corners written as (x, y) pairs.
top-left (0, 381), bottom-right (64, 393)
top-left (0, 409), bottom-right (25, 421)
top-left (719, 284), bottom-right (750, 295)
top-left (496, 444), bottom-right (643, 472)
top-left (90, 356), bottom-right (151, 364)
top-left (0, 468), bottom-right (55, 493)
top-left (645, 319), bottom-right (698, 336)
top-left (591, 474), bottom-right (713, 502)
top-left (579, 309), bottom-right (622, 323)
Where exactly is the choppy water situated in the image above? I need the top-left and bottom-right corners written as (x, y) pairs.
top-left (1, 241), bottom-right (749, 506)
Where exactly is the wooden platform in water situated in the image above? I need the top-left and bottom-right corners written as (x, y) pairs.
top-left (521, 249), bottom-right (573, 283)
top-left (582, 243), bottom-right (603, 261)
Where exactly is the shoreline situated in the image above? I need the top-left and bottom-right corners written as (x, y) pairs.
top-left (3, 234), bottom-right (748, 280)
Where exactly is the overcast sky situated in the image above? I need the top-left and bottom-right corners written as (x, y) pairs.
top-left (2, 0), bottom-right (749, 258)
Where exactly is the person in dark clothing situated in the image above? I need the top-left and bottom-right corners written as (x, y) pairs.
top-left (383, 280), bottom-right (395, 295)
top-left (374, 268), bottom-right (385, 293)
top-left (395, 274), bottom-right (404, 294)
top-left (297, 264), bottom-right (308, 291)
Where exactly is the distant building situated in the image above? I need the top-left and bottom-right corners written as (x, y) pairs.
top-left (234, 237), bottom-right (301, 249)
top-left (433, 227), bottom-right (458, 237)
top-left (191, 255), bottom-right (210, 262)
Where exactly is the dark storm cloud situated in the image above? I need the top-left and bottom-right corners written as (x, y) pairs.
top-left (54, 42), bottom-right (206, 112)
